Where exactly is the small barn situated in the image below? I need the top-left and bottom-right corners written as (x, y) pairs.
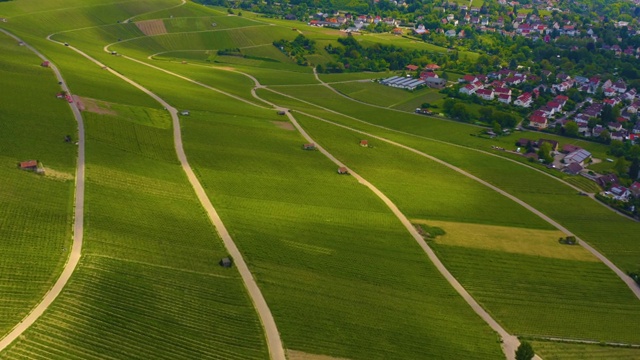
top-left (19, 160), bottom-right (44, 174)
top-left (180, 110), bottom-right (190, 116)
top-left (337, 167), bottom-right (349, 175)
top-left (359, 140), bottom-right (368, 147)
top-left (302, 143), bottom-right (316, 150)
top-left (219, 257), bottom-right (232, 268)
top-left (41, 61), bottom-right (50, 67)
top-left (277, 111), bottom-right (286, 115)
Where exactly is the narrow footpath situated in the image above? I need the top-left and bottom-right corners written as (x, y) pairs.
top-left (262, 84), bottom-right (640, 301)
top-left (253, 89), bottom-right (523, 360)
top-left (0, 29), bottom-right (85, 352)
top-left (46, 37), bottom-right (286, 360)
top-left (312, 68), bottom-right (638, 223)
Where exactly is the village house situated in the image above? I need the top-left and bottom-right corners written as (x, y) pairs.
top-left (498, 93), bottom-right (511, 104)
top-left (476, 88), bottom-right (495, 100)
top-left (597, 173), bottom-right (619, 188)
top-left (609, 185), bottom-right (631, 201)
top-left (529, 115), bottom-right (548, 129)
top-left (515, 92), bottom-right (533, 107)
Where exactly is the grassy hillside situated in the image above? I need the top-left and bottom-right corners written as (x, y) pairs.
top-left (181, 110), bottom-right (503, 359)
top-left (256, 85), bottom-right (640, 274)
top-left (0, 31), bottom-right (75, 337)
top-left (1, 108), bottom-right (269, 360)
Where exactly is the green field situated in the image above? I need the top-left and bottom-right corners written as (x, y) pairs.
top-left (331, 81), bottom-right (447, 111)
top-left (1, 108), bottom-right (269, 359)
top-left (260, 87), bottom-right (640, 273)
top-left (3, 0), bottom-right (640, 359)
top-left (180, 110), bottom-right (503, 359)
top-left (0, 31), bottom-right (76, 338)
top-left (531, 341), bottom-right (640, 359)
top-left (288, 112), bottom-right (640, 343)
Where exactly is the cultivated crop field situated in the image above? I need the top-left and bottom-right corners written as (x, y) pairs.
top-left (257, 86), bottom-right (640, 273)
top-left (3, 1), bottom-right (640, 359)
top-left (1, 107), bottom-right (269, 359)
top-left (0, 31), bottom-right (75, 338)
top-left (530, 341), bottom-right (640, 359)
top-left (180, 110), bottom-right (504, 359)
top-left (284, 111), bottom-right (640, 343)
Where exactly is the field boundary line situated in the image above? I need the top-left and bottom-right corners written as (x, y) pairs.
top-left (85, 254), bottom-right (235, 278)
top-left (0, 29), bottom-right (85, 352)
top-left (47, 38), bottom-right (285, 360)
top-left (250, 90), bottom-right (522, 360)
top-left (526, 336), bottom-right (640, 348)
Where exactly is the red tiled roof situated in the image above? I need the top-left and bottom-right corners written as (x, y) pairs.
top-left (20, 160), bottom-right (37, 168)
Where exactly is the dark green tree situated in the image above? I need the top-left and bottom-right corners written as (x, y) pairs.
top-left (564, 121), bottom-right (579, 137)
top-left (515, 341), bottom-right (535, 360)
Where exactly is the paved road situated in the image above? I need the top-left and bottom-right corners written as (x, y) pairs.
top-left (0, 29), bottom-right (85, 351)
top-left (47, 38), bottom-right (286, 360)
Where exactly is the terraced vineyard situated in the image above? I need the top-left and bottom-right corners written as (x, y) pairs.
top-left (2, 0), bottom-right (640, 359)
top-left (2, 108), bottom-right (269, 359)
top-left (0, 31), bottom-right (75, 338)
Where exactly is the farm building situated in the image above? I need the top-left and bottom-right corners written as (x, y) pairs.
top-left (219, 257), bottom-right (232, 268)
top-left (563, 162), bottom-right (583, 175)
top-left (426, 77), bottom-right (446, 89)
top-left (41, 61), bottom-right (50, 67)
top-left (19, 160), bottom-right (44, 174)
top-left (360, 140), bottom-right (368, 147)
top-left (277, 111), bottom-right (286, 115)
top-left (180, 110), bottom-right (190, 116)
top-left (564, 149), bottom-right (591, 166)
top-left (302, 143), bottom-right (316, 150)
top-left (337, 167), bottom-right (349, 174)
top-left (380, 76), bottom-right (426, 91)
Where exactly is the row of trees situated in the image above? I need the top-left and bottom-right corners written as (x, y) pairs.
top-left (322, 36), bottom-right (439, 72)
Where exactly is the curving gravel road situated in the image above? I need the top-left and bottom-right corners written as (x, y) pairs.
top-left (45, 38), bottom-right (286, 360)
top-left (0, 29), bottom-right (85, 352)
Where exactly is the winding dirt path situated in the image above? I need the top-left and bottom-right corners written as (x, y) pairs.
top-left (256, 96), bottom-right (523, 360)
top-left (258, 82), bottom-right (640, 300)
top-left (45, 37), bottom-right (286, 360)
top-left (0, 29), bottom-right (85, 351)
top-left (312, 68), bottom-right (639, 223)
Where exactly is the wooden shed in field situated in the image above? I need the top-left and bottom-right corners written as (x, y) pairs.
top-left (337, 167), bottom-right (349, 175)
top-left (302, 143), bottom-right (316, 150)
top-left (41, 61), bottom-right (50, 67)
top-left (20, 160), bottom-right (38, 171)
top-left (359, 140), bottom-right (368, 147)
top-left (219, 257), bottom-right (232, 268)
top-left (19, 160), bottom-right (44, 174)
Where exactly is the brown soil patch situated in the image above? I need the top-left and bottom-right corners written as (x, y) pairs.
top-left (44, 168), bottom-right (74, 182)
top-left (135, 19), bottom-right (167, 36)
top-left (272, 121), bottom-right (294, 131)
top-left (287, 350), bottom-right (350, 360)
top-left (76, 97), bottom-right (117, 115)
